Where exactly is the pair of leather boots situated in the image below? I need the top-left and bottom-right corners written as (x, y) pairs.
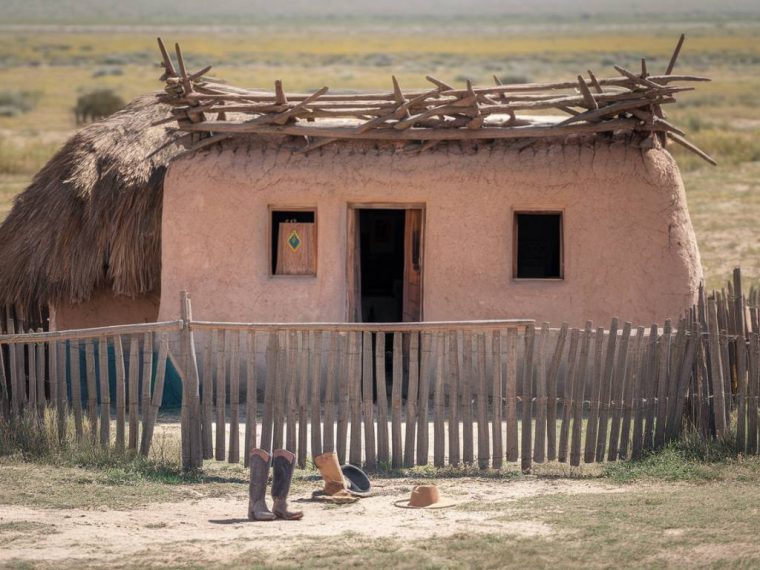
top-left (248, 449), bottom-right (303, 521)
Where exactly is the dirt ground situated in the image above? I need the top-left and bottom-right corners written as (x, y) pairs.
top-left (0, 476), bottom-right (622, 568)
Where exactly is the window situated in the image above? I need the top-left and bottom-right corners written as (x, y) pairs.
top-left (270, 209), bottom-right (317, 276)
top-left (513, 212), bottom-right (563, 279)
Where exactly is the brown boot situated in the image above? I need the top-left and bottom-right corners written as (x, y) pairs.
top-left (313, 451), bottom-right (348, 496)
top-left (271, 450), bottom-right (303, 521)
top-left (248, 449), bottom-right (275, 521)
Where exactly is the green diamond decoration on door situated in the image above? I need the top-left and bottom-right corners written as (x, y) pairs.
top-left (287, 230), bottom-right (302, 252)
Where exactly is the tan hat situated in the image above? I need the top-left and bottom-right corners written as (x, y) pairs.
top-left (393, 485), bottom-right (457, 509)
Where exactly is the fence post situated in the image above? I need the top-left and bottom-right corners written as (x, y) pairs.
top-left (179, 291), bottom-right (203, 470)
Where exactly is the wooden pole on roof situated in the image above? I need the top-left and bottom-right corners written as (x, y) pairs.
top-left (666, 34), bottom-right (686, 75)
top-left (156, 37), bottom-right (177, 77)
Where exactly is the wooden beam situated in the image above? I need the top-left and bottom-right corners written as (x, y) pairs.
top-left (666, 33), bottom-right (686, 75)
top-left (667, 132), bottom-right (717, 166)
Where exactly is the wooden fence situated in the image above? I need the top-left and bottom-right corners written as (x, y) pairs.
top-left (1, 270), bottom-right (759, 472)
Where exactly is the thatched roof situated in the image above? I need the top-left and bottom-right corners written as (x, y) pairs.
top-left (0, 94), bottom-right (181, 315)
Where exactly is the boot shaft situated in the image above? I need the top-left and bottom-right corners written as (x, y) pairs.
top-left (271, 449), bottom-right (296, 499)
top-left (249, 448), bottom-right (271, 501)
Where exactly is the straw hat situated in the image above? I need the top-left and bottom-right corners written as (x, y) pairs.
top-left (393, 485), bottom-right (457, 509)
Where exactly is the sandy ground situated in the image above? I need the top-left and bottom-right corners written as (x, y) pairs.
top-left (0, 477), bottom-right (624, 567)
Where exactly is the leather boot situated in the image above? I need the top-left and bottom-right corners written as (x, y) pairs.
top-left (313, 451), bottom-right (348, 495)
top-left (271, 450), bottom-right (303, 520)
top-left (248, 449), bottom-right (275, 521)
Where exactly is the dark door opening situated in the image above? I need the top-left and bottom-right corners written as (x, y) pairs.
top-left (358, 209), bottom-right (406, 323)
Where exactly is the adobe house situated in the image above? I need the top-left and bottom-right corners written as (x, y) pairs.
top-left (0, 37), bottom-right (713, 331)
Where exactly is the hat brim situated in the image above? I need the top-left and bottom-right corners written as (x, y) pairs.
top-left (393, 497), bottom-right (458, 509)
top-left (341, 464), bottom-right (372, 497)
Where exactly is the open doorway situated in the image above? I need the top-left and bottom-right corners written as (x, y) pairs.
top-left (359, 210), bottom-right (405, 322)
top-left (348, 206), bottom-right (424, 323)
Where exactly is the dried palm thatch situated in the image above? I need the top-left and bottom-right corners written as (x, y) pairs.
top-left (0, 94), bottom-right (180, 316)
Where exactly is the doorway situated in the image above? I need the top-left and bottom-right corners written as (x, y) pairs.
top-left (347, 206), bottom-right (424, 323)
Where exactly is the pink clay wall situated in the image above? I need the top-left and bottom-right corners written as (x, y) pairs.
top-left (158, 139), bottom-right (702, 327)
top-left (52, 289), bottom-right (160, 331)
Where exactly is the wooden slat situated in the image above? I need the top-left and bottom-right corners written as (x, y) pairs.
top-left (375, 332), bottom-right (389, 466)
top-left (546, 324), bottom-right (568, 461)
top-left (533, 325), bottom-right (549, 464)
top-left (273, 331), bottom-right (287, 453)
top-left (0, 336), bottom-right (7, 418)
top-left (128, 336), bottom-right (140, 450)
top-left (654, 320), bottom-right (673, 449)
top-left (737, 342), bottom-right (748, 454)
top-left (139, 334), bottom-right (169, 457)
top-left (141, 333), bottom-right (153, 425)
top-left (311, 331), bottom-right (323, 460)
top-left (215, 330), bottom-right (228, 460)
top-left (349, 332), bottom-right (363, 466)
top-left (570, 323), bottom-right (592, 467)
top-left (521, 324), bottom-right (536, 472)
top-left (607, 322), bottom-right (631, 461)
top-left (643, 325), bottom-right (660, 452)
top-left (85, 340), bottom-right (98, 442)
top-left (298, 332), bottom-right (310, 468)
top-left (337, 333), bottom-right (350, 464)
top-left (434, 332), bottom-right (446, 467)
top-left (417, 333), bottom-right (432, 466)
top-left (584, 327), bottom-right (605, 463)
top-left (259, 332), bottom-right (277, 452)
top-left (27, 340), bottom-right (37, 412)
top-left (631, 330), bottom-right (650, 461)
top-left (505, 328), bottom-right (519, 462)
top-left (56, 342), bottom-right (67, 440)
top-left (98, 337), bottom-right (110, 448)
top-left (476, 333), bottom-right (490, 469)
top-left (48, 340), bottom-right (57, 408)
top-left (323, 332), bottom-right (338, 453)
top-left (6, 312), bottom-right (18, 416)
top-left (362, 331), bottom-right (377, 470)
top-left (665, 323), bottom-right (688, 442)
top-left (113, 335), bottom-right (126, 450)
top-left (285, 331), bottom-right (298, 456)
top-left (620, 327), bottom-right (644, 459)
top-left (69, 340), bottom-right (83, 440)
top-left (596, 318), bottom-right (618, 462)
top-left (448, 331), bottom-right (461, 467)
top-left (460, 331), bottom-right (474, 464)
top-left (201, 330), bottom-right (215, 460)
top-left (491, 331), bottom-right (503, 467)
top-left (244, 331), bottom-right (256, 467)
top-left (391, 332), bottom-right (403, 468)
top-left (228, 331), bottom-right (241, 464)
top-left (669, 325), bottom-right (700, 440)
top-left (558, 329), bottom-right (580, 463)
top-left (26, 344), bottom-right (37, 410)
top-left (36, 341), bottom-right (46, 412)
top-left (748, 333), bottom-right (759, 454)
top-left (707, 298), bottom-right (728, 436)
top-left (404, 332), bottom-right (420, 467)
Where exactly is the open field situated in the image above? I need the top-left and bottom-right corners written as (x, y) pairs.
top-left (1, 20), bottom-right (759, 288)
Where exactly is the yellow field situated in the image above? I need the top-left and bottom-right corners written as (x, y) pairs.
top-left (0, 23), bottom-right (759, 288)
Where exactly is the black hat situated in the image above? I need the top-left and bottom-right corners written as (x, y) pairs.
top-left (341, 463), bottom-right (371, 497)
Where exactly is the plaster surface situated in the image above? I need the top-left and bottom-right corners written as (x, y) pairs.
top-left (158, 138), bottom-right (702, 328)
top-left (52, 288), bottom-right (159, 331)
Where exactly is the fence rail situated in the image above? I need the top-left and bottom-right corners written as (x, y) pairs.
top-left (2, 269), bottom-right (759, 472)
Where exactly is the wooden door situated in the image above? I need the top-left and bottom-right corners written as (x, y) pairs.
top-left (402, 209), bottom-right (423, 322)
top-left (346, 209), bottom-right (362, 322)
